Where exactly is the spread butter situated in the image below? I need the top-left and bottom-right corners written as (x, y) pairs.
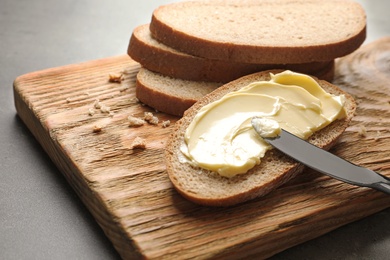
top-left (251, 117), bottom-right (281, 138)
top-left (181, 71), bottom-right (346, 178)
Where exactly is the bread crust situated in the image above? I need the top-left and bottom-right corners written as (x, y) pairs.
top-left (150, 0), bottom-right (366, 64)
top-left (135, 68), bottom-right (221, 116)
top-left (164, 70), bottom-right (356, 206)
top-left (129, 24), bottom-right (335, 83)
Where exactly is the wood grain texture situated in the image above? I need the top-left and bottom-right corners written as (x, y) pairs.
top-left (13, 38), bottom-right (390, 259)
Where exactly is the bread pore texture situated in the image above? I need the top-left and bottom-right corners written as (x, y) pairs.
top-left (164, 70), bottom-right (356, 207)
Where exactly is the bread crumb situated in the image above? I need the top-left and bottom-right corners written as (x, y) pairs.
top-left (66, 97), bottom-right (71, 103)
top-left (144, 112), bottom-right (159, 125)
top-left (100, 104), bottom-right (111, 113)
top-left (94, 99), bottom-right (101, 109)
top-left (88, 108), bottom-right (95, 116)
top-left (128, 116), bottom-right (146, 127)
top-left (358, 125), bottom-right (367, 137)
top-left (144, 112), bottom-right (154, 121)
top-left (93, 124), bottom-right (103, 133)
top-left (149, 116), bottom-right (159, 125)
top-left (108, 73), bottom-right (123, 83)
top-left (162, 120), bottom-right (171, 128)
top-left (131, 136), bottom-right (146, 149)
top-left (91, 99), bottom-right (113, 116)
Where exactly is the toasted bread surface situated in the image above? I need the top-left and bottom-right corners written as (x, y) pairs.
top-left (150, 0), bottom-right (366, 64)
top-left (164, 70), bottom-right (356, 206)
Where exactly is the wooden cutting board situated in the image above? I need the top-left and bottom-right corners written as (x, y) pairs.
top-left (13, 37), bottom-right (390, 259)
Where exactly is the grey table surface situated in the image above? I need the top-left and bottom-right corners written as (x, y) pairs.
top-left (1, 0), bottom-right (389, 259)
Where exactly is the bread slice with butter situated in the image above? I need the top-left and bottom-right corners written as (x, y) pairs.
top-left (164, 70), bottom-right (356, 206)
top-left (150, 0), bottom-right (366, 64)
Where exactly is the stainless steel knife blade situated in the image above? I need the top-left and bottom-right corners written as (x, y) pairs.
top-left (251, 118), bottom-right (390, 195)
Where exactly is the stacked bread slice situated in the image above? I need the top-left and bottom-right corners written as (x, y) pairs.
top-left (128, 0), bottom-right (366, 116)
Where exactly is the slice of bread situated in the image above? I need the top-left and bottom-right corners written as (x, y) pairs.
top-left (150, 0), bottom-right (366, 64)
top-left (135, 68), bottom-right (221, 117)
top-left (128, 24), bottom-right (334, 83)
top-left (135, 64), bottom-right (335, 117)
top-left (165, 70), bottom-right (356, 206)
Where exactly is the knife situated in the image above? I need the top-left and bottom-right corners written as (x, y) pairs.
top-left (251, 117), bottom-right (390, 195)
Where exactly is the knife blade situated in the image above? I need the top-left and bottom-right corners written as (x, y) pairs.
top-left (251, 118), bottom-right (390, 195)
